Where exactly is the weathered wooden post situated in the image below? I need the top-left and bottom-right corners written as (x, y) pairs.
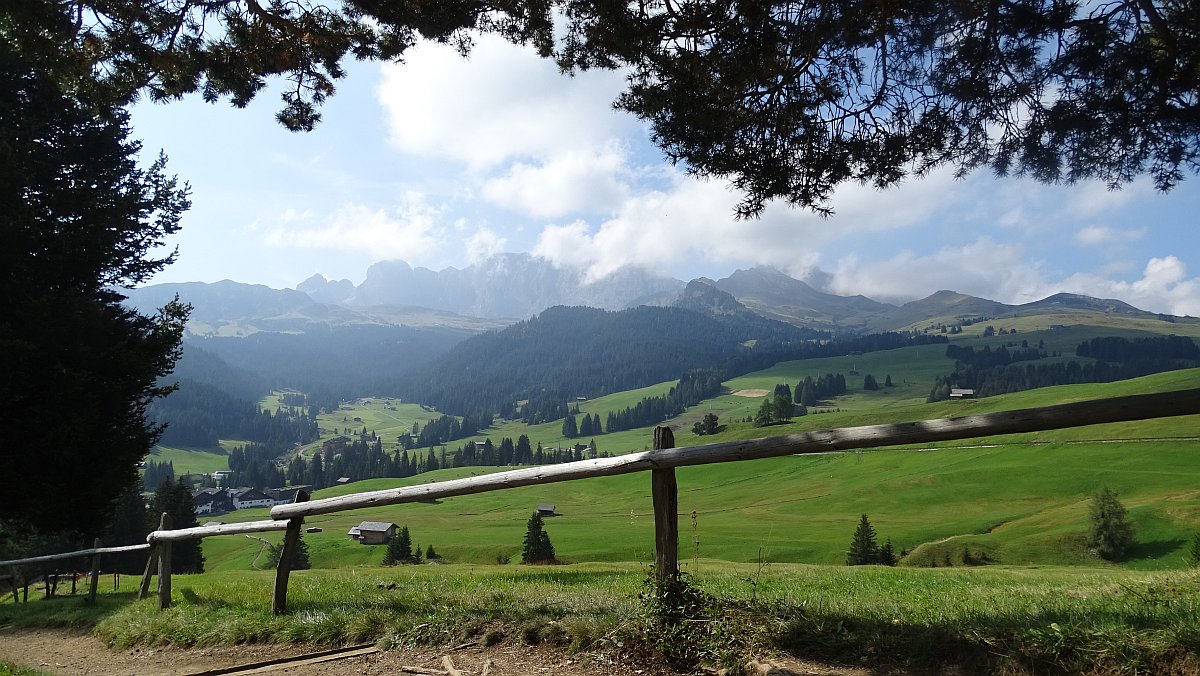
top-left (8, 568), bottom-right (17, 604)
top-left (651, 426), bottom-right (679, 594)
top-left (87, 538), bottom-right (102, 604)
top-left (273, 489), bottom-right (309, 616)
top-left (157, 512), bottom-right (173, 609)
top-left (138, 513), bottom-right (167, 600)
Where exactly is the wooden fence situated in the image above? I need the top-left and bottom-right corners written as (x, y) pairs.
top-left (0, 541), bottom-right (150, 604)
top-left (3, 387), bottom-right (1199, 615)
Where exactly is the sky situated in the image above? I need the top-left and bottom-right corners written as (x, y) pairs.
top-left (130, 32), bottom-right (1200, 316)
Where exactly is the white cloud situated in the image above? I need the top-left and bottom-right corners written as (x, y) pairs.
top-left (464, 227), bottom-right (507, 263)
top-left (481, 144), bottom-right (632, 218)
top-left (376, 33), bottom-right (634, 170)
top-left (1049, 258), bottom-right (1200, 316)
top-left (828, 238), bottom-right (1047, 304)
top-left (260, 192), bottom-right (444, 262)
top-left (532, 165), bottom-right (973, 283)
top-left (1075, 225), bottom-right (1148, 247)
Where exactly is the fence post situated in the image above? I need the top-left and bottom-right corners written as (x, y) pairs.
top-left (139, 513), bottom-right (168, 600)
top-left (156, 513), bottom-right (173, 609)
top-left (138, 547), bottom-right (159, 600)
top-left (87, 538), bottom-right (102, 604)
top-left (273, 489), bottom-right (310, 616)
top-left (8, 567), bottom-right (17, 604)
top-left (651, 426), bottom-right (679, 594)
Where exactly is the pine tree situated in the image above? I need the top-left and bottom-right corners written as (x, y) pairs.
top-left (425, 544), bottom-right (439, 560)
top-left (522, 511), bottom-right (556, 564)
top-left (149, 477), bottom-right (204, 573)
top-left (562, 414), bottom-right (578, 439)
top-left (846, 514), bottom-right (879, 565)
top-left (1088, 487), bottom-right (1135, 561)
top-left (384, 525), bottom-right (413, 566)
top-left (267, 533), bottom-right (311, 570)
top-left (879, 539), bottom-right (898, 566)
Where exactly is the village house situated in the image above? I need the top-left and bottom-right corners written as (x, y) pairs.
top-left (536, 503), bottom-right (557, 517)
top-left (348, 521), bottom-right (396, 545)
top-left (191, 488), bottom-right (234, 515)
top-left (322, 435), bottom-right (351, 452)
top-left (229, 487), bottom-right (273, 510)
top-left (266, 486), bottom-right (311, 506)
top-left (950, 388), bottom-right (977, 399)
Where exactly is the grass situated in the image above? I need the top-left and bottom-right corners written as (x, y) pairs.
top-left (0, 663), bottom-right (50, 676)
top-left (146, 445), bottom-right (230, 476)
top-left (6, 563), bottom-right (1200, 673)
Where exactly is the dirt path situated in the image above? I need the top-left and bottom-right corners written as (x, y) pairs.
top-left (0, 628), bottom-right (873, 676)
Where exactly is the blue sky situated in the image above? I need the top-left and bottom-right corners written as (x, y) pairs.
top-left (131, 33), bottom-right (1200, 315)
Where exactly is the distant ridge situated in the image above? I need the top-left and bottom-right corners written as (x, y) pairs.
top-left (127, 257), bottom-right (1188, 337)
top-left (713, 266), bottom-right (894, 331)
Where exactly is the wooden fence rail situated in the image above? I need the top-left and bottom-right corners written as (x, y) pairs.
top-left (0, 543), bottom-right (150, 568)
top-left (147, 519), bottom-right (291, 543)
top-left (6, 387), bottom-right (1199, 614)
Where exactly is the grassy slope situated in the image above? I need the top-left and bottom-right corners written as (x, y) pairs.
top-left (204, 368), bottom-right (1200, 572)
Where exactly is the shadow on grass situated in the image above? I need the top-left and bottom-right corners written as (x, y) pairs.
top-left (1128, 538), bottom-right (1187, 562)
top-left (774, 607), bottom-right (1199, 675)
top-left (0, 591), bottom-right (141, 629)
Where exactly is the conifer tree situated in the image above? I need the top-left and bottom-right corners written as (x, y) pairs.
top-left (846, 514), bottom-right (879, 565)
top-left (384, 525), bottom-right (413, 566)
top-left (522, 511), bottom-right (556, 564)
top-left (149, 477), bottom-right (204, 573)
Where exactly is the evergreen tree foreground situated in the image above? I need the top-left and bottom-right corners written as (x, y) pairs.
top-left (521, 511), bottom-right (557, 565)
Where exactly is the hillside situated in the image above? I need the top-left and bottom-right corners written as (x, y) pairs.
top-left (205, 369), bottom-right (1200, 572)
top-left (397, 304), bottom-right (827, 416)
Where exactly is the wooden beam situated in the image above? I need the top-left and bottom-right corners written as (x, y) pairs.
top-left (652, 426), bottom-right (678, 593)
top-left (148, 520), bottom-right (291, 543)
top-left (0, 543), bottom-right (149, 568)
top-left (157, 512), bottom-right (172, 610)
top-left (87, 538), bottom-right (101, 604)
top-left (273, 388), bottom-right (1200, 520)
top-left (273, 490), bottom-right (309, 616)
top-left (138, 546), bottom-right (159, 600)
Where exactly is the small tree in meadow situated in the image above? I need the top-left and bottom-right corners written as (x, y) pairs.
top-left (384, 525), bottom-right (413, 566)
top-left (846, 514), bottom-right (879, 565)
top-left (1088, 487), bottom-right (1135, 561)
top-left (522, 511), bottom-right (556, 564)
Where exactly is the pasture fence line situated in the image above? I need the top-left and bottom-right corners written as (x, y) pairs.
top-left (3, 387), bottom-right (1199, 615)
top-left (1, 540), bottom-right (151, 604)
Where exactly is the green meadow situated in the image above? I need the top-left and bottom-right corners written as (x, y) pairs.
top-left (7, 563), bottom-right (1200, 674)
top-left (201, 369), bottom-right (1200, 573)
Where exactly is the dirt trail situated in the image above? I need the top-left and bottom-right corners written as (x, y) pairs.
top-left (0, 628), bottom-right (873, 676)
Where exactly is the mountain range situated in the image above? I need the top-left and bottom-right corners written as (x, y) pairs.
top-left (123, 254), bottom-right (1186, 339)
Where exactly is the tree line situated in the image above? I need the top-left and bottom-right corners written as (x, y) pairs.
top-left (928, 336), bottom-right (1199, 402)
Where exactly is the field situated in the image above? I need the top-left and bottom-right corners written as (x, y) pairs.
top-left (4, 320), bottom-right (1200, 672)
top-left (198, 369), bottom-right (1200, 574)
